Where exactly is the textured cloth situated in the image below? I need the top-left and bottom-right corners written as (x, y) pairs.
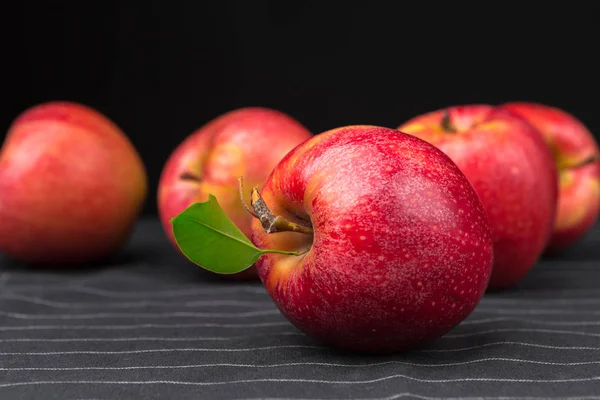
top-left (0, 218), bottom-right (599, 400)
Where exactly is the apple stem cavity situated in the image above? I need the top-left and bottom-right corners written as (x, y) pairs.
top-left (568, 153), bottom-right (599, 170)
top-left (440, 109), bottom-right (457, 133)
top-left (250, 187), bottom-right (314, 235)
top-left (179, 171), bottom-right (202, 182)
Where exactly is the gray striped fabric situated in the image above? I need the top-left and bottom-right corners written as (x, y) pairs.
top-left (0, 218), bottom-right (599, 400)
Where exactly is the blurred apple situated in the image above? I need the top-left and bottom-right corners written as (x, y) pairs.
top-left (501, 102), bottom-right (599, 253)
top-left (157, 107), bottom-right (312, 279)
top-left (398, 105), bottom-right (557, 290)
top-left (0, 101), bottom-right (148, 266)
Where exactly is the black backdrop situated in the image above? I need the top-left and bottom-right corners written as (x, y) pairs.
top-left (2, 2), bottom-right (599, 215)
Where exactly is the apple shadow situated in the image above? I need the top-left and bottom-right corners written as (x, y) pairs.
top-left (540, 223), bottom-right (600, 262)
top-left (279, 330), bottom-right (497, 365)
top-left (0, 246), bottom-right (151, 277)
top-left (117, 237), bottom-right (266, 288)
top-left (483, 260), bottom-right (599, 295)
top-left (541, 243), bottom-right (600, 262)
top-left (270, 322), bottom-right (468, 359)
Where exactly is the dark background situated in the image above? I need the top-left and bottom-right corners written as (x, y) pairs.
top-left (2, 2), bottom-right (599, 215)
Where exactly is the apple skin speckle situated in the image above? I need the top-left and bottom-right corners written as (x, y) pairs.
top-left (251, 125), bottom-right (494, 353)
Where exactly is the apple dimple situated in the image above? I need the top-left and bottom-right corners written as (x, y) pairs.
top-left (440, 105), bottom-right (495, 133)
top-left (179, 171), bottom-right (202, 182)
top-left (440, 109), bottom-right (457, 133)
top-left (558, 153), bottom-right (599, 172)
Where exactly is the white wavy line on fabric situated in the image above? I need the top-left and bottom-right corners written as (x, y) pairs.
top-left (0, 332), bottom-right (303, 343)
top-left (1, 326), bottom-right (599, 342)
top-left (0, 293), bottom-right (274, 309)
top-left (0, 337), bottom-right (598, 353)
top-left (0, 310), bottom-right (280, 319)
top-left (461, 317), bottom-right (600, 326)
top-left (480, 298), bottom-right (600, 305)
top-left (2, 297), bottom-right (599, 325)
top-left (442, 328), bottom-right (600, 338)
top-left (0, 321), bottom-right (291, 331)
top-left (6, 284), bottom-right (269, 297)
top-left (0, 345), bottom-right (325, 355)
top-left (423, 341), bottom-right (600, 352)
top-left (4, 309), bottom-right (600, 320)
top-left (235, 395), bottom-right (600, 400)
top-left (473, 308), bottom-right (600, 315)
top-left (7, 283), bottom-right (597, 298)
top-left (2, 271), bottom-right (170, 286)
top-left (3, 292), bottom-right (600, 310)
top-left (0, 376), bottom-right (598, 388)
top-left (2, 357), bottom-right (600, 371)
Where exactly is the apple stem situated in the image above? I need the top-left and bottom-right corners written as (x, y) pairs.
top-left (250, 187), bottom-right (314, 235)
top-left (237, 177), bottom-right (259, 218)
top-left (569, 153), bottom-right (599, 169)
top-left (262, 248), bottom-right (310, 257)
top-left (441, 109), bottom-right (456, 133)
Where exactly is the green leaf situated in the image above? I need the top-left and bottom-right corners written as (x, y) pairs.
top-left (171, 194), bottom-right (299, 274)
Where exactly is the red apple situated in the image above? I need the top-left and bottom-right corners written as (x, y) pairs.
top-left (158, 107), bottom-right (312, 279)
top-left (249, 125), bottom-right (493, 353)
top-left (500, 102), bottom-right (599, 253)
top-left (0, 101), bottom-right (148, 265)
top-left (398, 105), bottom-right (558, 291)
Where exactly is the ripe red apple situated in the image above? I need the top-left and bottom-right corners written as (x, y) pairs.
top-left (500, 102), bottom-right (599, 253)
top-left (398, 105), bottom-right (558, 291)
top-left (158, 107), bottom-right (312, 279)
top-left (0, 101), bottom-right (148, 265)
top-left (249, 125), bottom-right (493, 353)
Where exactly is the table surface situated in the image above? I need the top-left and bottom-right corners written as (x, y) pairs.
top-left (1, 217), bottom-right (599, 400)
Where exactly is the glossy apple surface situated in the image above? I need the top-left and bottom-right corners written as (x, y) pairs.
top-left (250, 125), bottom-right (493, 353)
top-left (398, 105), bottom-right (558, 290)
top-left (501, 102), bottom-right (599, 253)
top-left (158, 107), bottom-right (312, 279)
top-left (0, 101), bottom-right (148, 265)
